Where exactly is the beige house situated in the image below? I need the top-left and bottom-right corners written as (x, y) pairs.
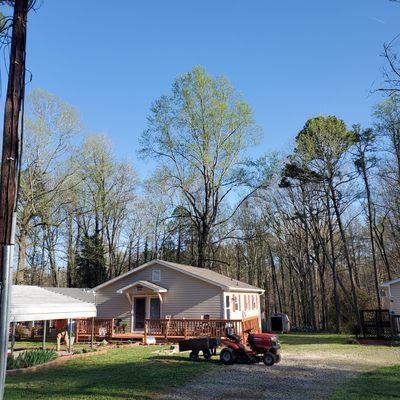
top-left (381, 278), bottom-right (400, 315)
top-left (92, 259), bottom-right (264, 335)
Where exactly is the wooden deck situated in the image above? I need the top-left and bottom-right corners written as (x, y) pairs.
top-left (75, 316), bottom-right (260, 343)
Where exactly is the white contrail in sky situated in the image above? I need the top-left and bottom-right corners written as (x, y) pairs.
top-left (370, 17), bottom-right (386, 24)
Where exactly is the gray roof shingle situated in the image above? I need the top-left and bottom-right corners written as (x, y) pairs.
top-left (44, 287), bottom-right (96, 303)
top-left (159, 260), bottom-right (263, 292)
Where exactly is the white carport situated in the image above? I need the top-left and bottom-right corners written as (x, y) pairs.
top-left (10, 285), bottom-right (96, 322)
top-left (9, 285), bottom-right (97, 352)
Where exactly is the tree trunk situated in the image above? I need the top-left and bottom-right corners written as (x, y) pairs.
top-left (327, 195), bottom-right (341, 333)
top-left (15, 228), bottom-right (27, 284)
top-left (269, 246), bottom-right (282, 312)
top-left (360, 163), bottom-right (381, 309)
top-left (66, 216), bottom-right (75, 287)
top-left (329, 182), bottom-right (361, 327)
top-left (197, 222), bottom-right (210, 268)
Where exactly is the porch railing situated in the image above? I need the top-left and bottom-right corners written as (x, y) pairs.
top-left (75, 318), bottom-right (114, 342)
top-left (144, 318), bottom-right (241, 340)
top-left (144, 316), bottom-right (260, 341)
top-left (75, 315), bottom-right (260, 342)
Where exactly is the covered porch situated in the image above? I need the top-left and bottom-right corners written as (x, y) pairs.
top-left (117, 280), bottom-right (166, 333)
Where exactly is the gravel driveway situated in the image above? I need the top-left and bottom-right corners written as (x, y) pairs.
top-left (163, 348), bottom-right (400, 400)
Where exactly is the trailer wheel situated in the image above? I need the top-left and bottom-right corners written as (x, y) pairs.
top-left (203, 350), bottom-right (212, 360)
top-left (189, 351), bottom-right (199, 361)
top-left (263, 352), bottom-right (276, 366)
top-left (220, 348), bottom-right (235, 365)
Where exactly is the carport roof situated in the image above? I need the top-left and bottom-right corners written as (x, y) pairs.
top-left (10, 285), bottom-right (97, 322)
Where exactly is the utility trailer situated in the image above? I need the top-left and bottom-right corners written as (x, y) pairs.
top-left (178, 337), bottom-right (220, 360)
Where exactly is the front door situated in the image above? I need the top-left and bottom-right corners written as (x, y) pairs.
top-left (134, 298), bottom-right (146, 330)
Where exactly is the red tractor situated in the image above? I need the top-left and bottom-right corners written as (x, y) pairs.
top-left (220, 328), bottom-right (281, 366)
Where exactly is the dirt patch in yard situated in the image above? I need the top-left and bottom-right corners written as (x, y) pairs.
top-left (163, 348), bottom-right (400, 400)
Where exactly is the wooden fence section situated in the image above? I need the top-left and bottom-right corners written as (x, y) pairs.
top-left (76, 316), bottom-right (260, 342)
top-left (360, 309), bottom-right (400, 340)
top-left (392, 315), bottom-right (400, 338)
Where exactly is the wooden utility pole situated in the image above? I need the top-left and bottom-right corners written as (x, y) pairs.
top-left (0, 1), bottom-right (29, 399)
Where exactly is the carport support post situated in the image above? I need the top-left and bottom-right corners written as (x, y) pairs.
top-left (42, 320), bottom-right (47, 350)
top-left (10, 323), bottom-right (16, 354)
top-left (0, 246), bottom-right (12, 400)
top-left (68, 319), bottom-right (72, 354)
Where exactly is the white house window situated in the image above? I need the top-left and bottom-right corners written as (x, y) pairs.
top-left (232, 295), bottom-right (238, 312)
top-left (225, 295), bottom-right (231, 319)
top-left (152, 269), bottom-right (161, 282)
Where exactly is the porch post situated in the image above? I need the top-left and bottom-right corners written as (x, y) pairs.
top-left (91, 317), bottom-right (94, 349)
top-left (143, 319), bottom-right (147, 344)
top-left (130, 299), bottom-right (134, 333)
top-left (68, 319), bottom-right (72, 354)
top-left (184, 320), bottom-right (188, 339)
top-left (125, 293), bottom-right (134, 333)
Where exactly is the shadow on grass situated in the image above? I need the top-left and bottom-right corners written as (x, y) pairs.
top-left (150, 354), bottom-right (222, 365)
top-left (5, 349), bottom-right (214, 400)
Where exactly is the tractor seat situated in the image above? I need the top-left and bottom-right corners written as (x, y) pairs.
top-left (226, 332), bottom-right (241, 342)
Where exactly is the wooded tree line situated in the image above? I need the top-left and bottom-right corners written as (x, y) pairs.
top-left (15, 67), bottom-right (400, 332)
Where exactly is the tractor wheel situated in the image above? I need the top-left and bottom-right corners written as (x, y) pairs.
top-left (275, 354), bottom-right (281, 364)
top-left (220, 348), bottom-right (235, 365)
top-left (203, 350), bottom-right (212, 360)
top-left (189, 351), bottom-right (199, 361)
top-left (263, 352), bottom-right (276, 366)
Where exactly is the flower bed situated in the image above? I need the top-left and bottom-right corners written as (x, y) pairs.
top-left (7, 350), bottom-right (58, 370)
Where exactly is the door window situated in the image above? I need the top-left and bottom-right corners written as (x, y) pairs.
top-left (150, 298), bottom-right (161, 318)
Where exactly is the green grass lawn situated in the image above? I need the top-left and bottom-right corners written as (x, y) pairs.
top-left (12, 340), bottom-right (97, 352)
top-left (331, 365), bottom-right (400, 400)
top-left (6, 334), bottom-right (400, 400)
top-left (5, 345), bottom-right (215, 400)
top-left (279, 332), bottom-right (354, 350)
top-left (12, 340), bottom-right (44, 350)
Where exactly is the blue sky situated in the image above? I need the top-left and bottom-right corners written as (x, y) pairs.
top-left (9, 0), bottom-right (400, 176)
